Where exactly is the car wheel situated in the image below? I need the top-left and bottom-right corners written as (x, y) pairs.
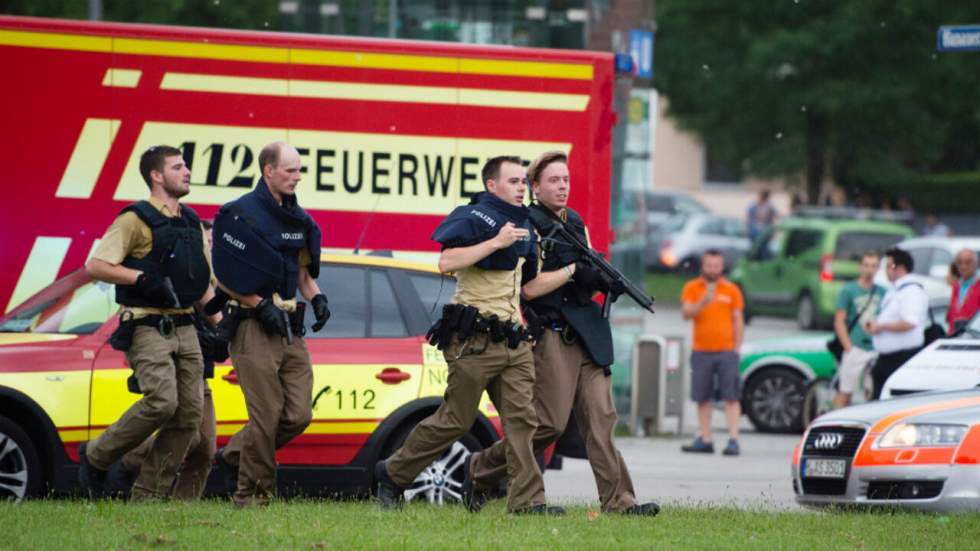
top-left (0, 415), bottom-right (44, 502)
top-left (802, 378), bottom-right (834, 428)
top-left (743, 368), bottom-right (806, 433)
top-left (383, 424), bottom-right (482, 506)
top-left (796, 292), bottom-right (817, 330)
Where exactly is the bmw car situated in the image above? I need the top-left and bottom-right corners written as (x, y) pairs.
top-left (792, 388), bottom-right (980, 511)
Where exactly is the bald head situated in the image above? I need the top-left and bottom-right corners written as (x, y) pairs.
top-left (955, 249), bottom-right (978, 280)
top-left (260, 141), bottom-right (302, 201)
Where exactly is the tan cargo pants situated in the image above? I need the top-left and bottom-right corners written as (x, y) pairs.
top-left (384, 334), bottom-right (545, 512)
top-left (220, 318), bottom-right (313, 507)
top-left (86, 324), bottom-right (203, 500)
top-left (122, 380), bottom-right (216, 499)
top-left (470, 329), bottom-right (637, 512)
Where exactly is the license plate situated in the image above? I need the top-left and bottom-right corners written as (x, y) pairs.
top-left (803, 458), bottom-right (847, 479)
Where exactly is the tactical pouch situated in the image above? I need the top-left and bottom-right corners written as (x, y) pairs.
top-left (127, 374), bottom-right (142, 394)
top-left (289, 303), bottom-right (307, 337)
top-left (109, 312), bottom-right (136, 352)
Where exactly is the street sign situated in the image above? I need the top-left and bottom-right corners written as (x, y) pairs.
top-left (937, 25), bottom-right (980, 52)
top-left (630, 28), bottom-right (654, 79)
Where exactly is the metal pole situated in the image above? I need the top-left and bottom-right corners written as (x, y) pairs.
top-left (388, 0), bottom-right (397, 38)
top-left (88, 0), bottom-right (103, 21)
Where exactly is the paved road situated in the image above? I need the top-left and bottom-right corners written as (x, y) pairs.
top-left (642, 303), bottom-right (821, 343)
top-left (544, 431), bottom-right (801, 511)
top-left (547, 304), bottom-right (814, 510)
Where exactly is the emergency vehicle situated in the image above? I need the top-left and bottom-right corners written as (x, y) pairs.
top-left (0, 16), bottom-right (616, 501)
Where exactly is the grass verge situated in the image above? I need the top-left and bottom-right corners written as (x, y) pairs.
top-left (2, 500), bottom-right (978, 550)
top-left (646, 271), bottom-right (690, 305)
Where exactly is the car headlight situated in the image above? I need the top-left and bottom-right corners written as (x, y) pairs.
top-left (877, 423), bottom-right (968, 448)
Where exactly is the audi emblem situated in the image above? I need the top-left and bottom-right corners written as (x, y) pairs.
top-left (813, 432), bottom-right (844, 450)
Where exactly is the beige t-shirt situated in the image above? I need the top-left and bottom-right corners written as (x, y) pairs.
top-left (92, 196), bottom-right (212, 318)
top-left (451, 257), bottom-right (526, 323)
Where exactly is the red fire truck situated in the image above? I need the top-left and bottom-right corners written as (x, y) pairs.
top-left (0, 15), bottom-right (614, 311)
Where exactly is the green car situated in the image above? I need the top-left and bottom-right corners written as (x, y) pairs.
top-left (729, 215), bottom-right (913, 329)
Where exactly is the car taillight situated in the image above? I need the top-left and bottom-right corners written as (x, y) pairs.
top-left (660, 240), bottom-right (677, 267)
top-left (820, 254), bottom-right (833, 282)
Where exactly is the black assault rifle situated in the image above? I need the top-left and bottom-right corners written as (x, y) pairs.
top-left (528, 209), bottom-right (655, 318)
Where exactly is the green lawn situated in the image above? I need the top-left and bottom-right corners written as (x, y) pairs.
top-left (646, 272), bottom-right (690, 305)
top-left (2, 500), bottom-right (977, 550)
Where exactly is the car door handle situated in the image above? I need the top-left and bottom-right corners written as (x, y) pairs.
top-left (376, 367), bottom-right (411, 385)
top-left (222, 370), bottom-right (240, 385)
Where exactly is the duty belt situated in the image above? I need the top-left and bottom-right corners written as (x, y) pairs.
top-left (426, 304), bottom-right (532, 352)
top-left (132, 313), bottom-right (195, 338)
top-left (236, 303), bottom-right (306, 336)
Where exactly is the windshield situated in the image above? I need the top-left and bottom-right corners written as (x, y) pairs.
top-left (834, 232), bottom-right (905, 261)
top-left (0, 276), bottom-right (116, 335)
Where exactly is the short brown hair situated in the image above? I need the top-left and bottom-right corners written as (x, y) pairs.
top-left (258, 142), bottom-right (286, 176)
top-left (139, 145), bottom-right (183, 189)
top-left (527, 150), bottom-right (568, 185)
top-left (481, 156), bottom-right (523, 188)
top-left (862, 250), bottom-right (881, 261)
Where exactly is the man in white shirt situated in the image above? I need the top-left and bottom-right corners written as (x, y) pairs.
top-left (865, 248), bottom-right (929, 399)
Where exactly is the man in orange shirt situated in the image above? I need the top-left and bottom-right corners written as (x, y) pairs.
top-left (680, 250), bottom-right (745, 455)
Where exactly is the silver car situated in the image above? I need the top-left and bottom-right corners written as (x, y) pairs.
top-left (793, 388), bottom-right (980, 512)
top-left (648, 213), bottom-right (750, 271)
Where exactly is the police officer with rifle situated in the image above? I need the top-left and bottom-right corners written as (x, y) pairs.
top-left (375, 156), bottom-right (564, 515)
top-left (79, 145), bottom-right (215, 501)
top-left (210, 142), bottom-right (330, 507)
top-left (464, 151), bottom-right (660, 516)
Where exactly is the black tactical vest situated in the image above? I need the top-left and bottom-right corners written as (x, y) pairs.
top-left (212, 179), bottom-right (320, 300)
top-left (527, 204), bottom-right (592, 313)
top-left (115, 201), bottom-right (210, 308)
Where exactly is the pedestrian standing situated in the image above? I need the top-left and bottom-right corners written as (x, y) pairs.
top-left (865, 248), bottom-right (929, 399)
top-left (831, 251), bottom-right (885, 408)
top-left (947, 249), bottom-right (980, 335)
top-left (746, 190), bottom-right (776, 242)
top-left (680, 250), bottom-right (744, 456)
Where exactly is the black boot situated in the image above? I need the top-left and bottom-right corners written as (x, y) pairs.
top-left (461, 455), bottom-right (488, 513)
top-left (214, 447), bottom-right (239, 496)
top-left (77, 442), bottom-right (108, 498)
top-left (104, 461), bottom-right (137, 499)
top-left (623, 502), bottom-right (661, 516)
top-left (513, 504), bottom-right (566, 516)
top-left (374, 461), bottom-right (404, 510)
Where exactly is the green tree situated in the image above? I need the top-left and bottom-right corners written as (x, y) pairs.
top-left (654, 0), bottom-right (980, 204)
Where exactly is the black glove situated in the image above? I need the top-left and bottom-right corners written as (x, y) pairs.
top-left (135, 272), bottom-right (178, 308)
top-left (256, 298), bottom-right (289, 338)
top-left (311, 294), bottom-right (330, 332)
top-left (204, 288), bottom-right (230, 316)
top-left (599, 274), bottom-right (627, 301)
top-left (572, 260), bottom-right (600, 290)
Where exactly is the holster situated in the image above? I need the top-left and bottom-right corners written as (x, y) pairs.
top-left (109, 312), bottom-right (136, 352)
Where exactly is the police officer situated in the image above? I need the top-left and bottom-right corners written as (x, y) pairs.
top-left (79, 145), bottom-right (213, 501)
top-left (465, 151), bottom-right (660, 516)
top-left (112, 220), bottom-right (224, 500)
top-left (210, 141), bottom-right (330, 507)
top-left (375, 156), bottom-right (563, 515)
